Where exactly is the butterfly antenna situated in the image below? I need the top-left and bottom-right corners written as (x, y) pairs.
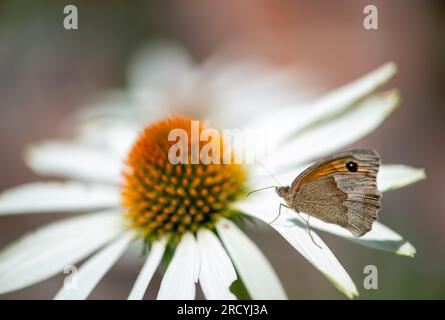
top-left (247, 162), bottom-right (283, 198)
top-left (246, 185), bottom-right (277, 198)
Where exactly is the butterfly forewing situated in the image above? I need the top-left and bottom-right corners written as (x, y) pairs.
top-left (288, 149), bottom-right (381, 237)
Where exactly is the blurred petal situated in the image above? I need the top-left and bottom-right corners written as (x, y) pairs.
top-left (216, 218), bottom-right (287, 300)
top-left (205, 59), bottom-right (315, 128)
top-left (378, 165), bottom-right (426, 192)
top-left (120, 41), bottom-right (211, 123)
top-left (127, 237), bottom-right (168, 300)
top-left (197, 229), bottom-right (237, 300)
top-left (263, 90), bottom-right (400, 172)
top-left (246, 62), bottom-right (396, 149)
top-left (308, 62), bottom-right (396, 120)
top-left (76, 118), bottom-right (139, 160)
top-left (25, 142), bottom-right (122, 184)
top-left (237, 198), bottom-right (358, 298)
top-left (0, 211), bottom-right (125, 294)
top-left (79, 42), bottom-right (200, 126)
top-left (0, 182), bottom-right (120, 215)
top-left (127, 41), bottom-right (193, 93)
top-left (76, 91), bottom-right (162, 128)
top-left (157, 233), bottom-right (199, 300)
top-left (54, 231), bottom-right (134, 300)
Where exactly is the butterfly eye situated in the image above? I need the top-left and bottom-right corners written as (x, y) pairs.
top-left (346, 161), bottom-right (358, 172)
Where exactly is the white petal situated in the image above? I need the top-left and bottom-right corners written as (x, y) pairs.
top-left (275, 223), bottom-right (357, 298)
top-left (25, 141), bottom-right (122, 184)
top-left (197, 229), bottom-right (237, 300)
top-left (157, 233), bottom-right (199, 300)
top-left (76, 118), bottom-right (139, 160)
top-left (236, 198), bottom-right (358, 298)
top-left (250, 162), bottom-right (424, 256)
top-left (253, 164), bottom-right (425, 195)
top-left (378, 165), bottom-right (426, 192)
top-left (243, 190), bottom-right (416, 257)
top-left (216, 218), bottom-right (286, 300)
top-left (127, 41), bottom-right (193, 93)
top-left (0, 182), bottom-right (120, 215)
top-left (306, 218), bottom-right (416, 257)
top-left (76, 91), bottom-right (160, 128)
top-left (263, 90), bottom-right (400, 172)
top-left (0, 211), bottom-right (125, 295)
top-left (127, 237), bottom-right (168, 300)
top-left (54, 231), bottom-right (134, 300)
top-left (246, 62), bottom-right (396, 149)
top-left (204, 59), bottom-right (315, 128)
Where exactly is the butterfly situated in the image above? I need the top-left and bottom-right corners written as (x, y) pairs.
top-left (275, 149), bottom-right (381, 238)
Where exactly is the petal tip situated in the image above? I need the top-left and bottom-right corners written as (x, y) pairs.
top-left (374, 62), bottom-right (397, 84)
top-left (384, 62), bottom-right (397, 75)
top-left (348, 291), bottom-right (360, 300)
top-left (334, 282), bottom-right (359, 299)
top-left (387, 89), bottom-right (401, 110)
top-left (396, 242), bottom-right (416, 257)
top-left (23, 145), bottom-right (37, 165)
top-left (410, 168), bottom-right (427, 187)
top-left (396, 167), bottom-right (426, 191)
top-left (418, 168), bottom-right (427, 181)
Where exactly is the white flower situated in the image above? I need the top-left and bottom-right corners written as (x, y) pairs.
top-left (0, 42), bottom-right (425, 299)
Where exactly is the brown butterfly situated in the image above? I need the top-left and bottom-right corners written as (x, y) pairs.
top-left (275, 149), bottom-right (381, 238)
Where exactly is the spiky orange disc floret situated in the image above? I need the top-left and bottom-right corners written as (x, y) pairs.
top-left (121, 117), bottom-right (246, 242)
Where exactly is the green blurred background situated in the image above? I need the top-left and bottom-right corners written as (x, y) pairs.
top-left (0, 0), bottom-right (444, 299)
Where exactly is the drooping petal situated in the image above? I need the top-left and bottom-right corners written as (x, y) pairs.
top-left (127, 237), bottom-right (168, 300)
top-left (216, 218), bottom-right (287, 300)
top-left (378, 165), bottom-right (426, 192)
top-left (157, 233), bottom-right (200, 300)
top-left (236, 198), bottom-right (358, 298)
top-left (197, 229), bottom-right (237, 300)
top-left (0, 211), bottom-right (125, 295)
top-left (245, 62), bottom-right (396, 150)
top-left (25, 142), bottom-right (122, 184)
top-left (305, 218), bottom-right (416, 257)
top-left (274, 223), bottom-right (358, 298)
top-left (240, 185), bottom-right (416, 257)
top-left (0, 182), bottom-right (120, 215)
top-left (54, 231), bottom-right (134, 300)
top-left (261, 90), bottom-right (400, 173)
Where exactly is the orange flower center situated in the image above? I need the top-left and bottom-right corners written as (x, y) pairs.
top-left (121, 117), bottom-right (247, 242)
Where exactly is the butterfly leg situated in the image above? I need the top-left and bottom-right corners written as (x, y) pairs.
top-left (296, 212), bottom-right (323, 250)
top-left (305, 216), bottom-right (323, 249)
top-left (268, 203), bottom-right (289, 225)
top-left (270, 205), bottom-right (323, 249)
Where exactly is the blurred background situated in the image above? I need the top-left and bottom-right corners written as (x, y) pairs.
top-left (0, 0), bottom-right (444, 299)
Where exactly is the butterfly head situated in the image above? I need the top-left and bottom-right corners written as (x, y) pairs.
top-left (275, 186), bottom-right (290, 199)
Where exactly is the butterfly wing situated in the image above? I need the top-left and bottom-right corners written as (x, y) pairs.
top-left (291, 149), bottom-right (381, 237)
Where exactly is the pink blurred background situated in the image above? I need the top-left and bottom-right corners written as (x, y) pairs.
top-left (0, 0), bottom-right (444, 299)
